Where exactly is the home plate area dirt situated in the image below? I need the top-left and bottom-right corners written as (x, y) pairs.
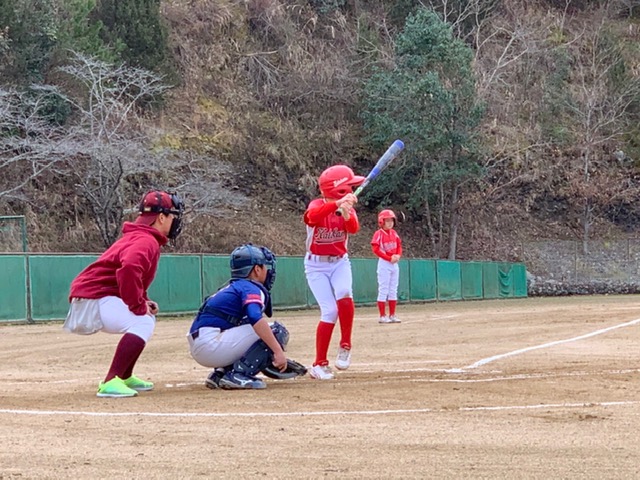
top-left (2, 295), bottom-right (640, 479)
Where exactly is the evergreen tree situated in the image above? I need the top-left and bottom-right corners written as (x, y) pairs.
top-left (91, 0), bottom-right (170, 73)
top-left (0, 0), bottom-right (57, 83)
top-left (56, 0), bottom-right (119, 63)
top-left (361, 7), bottom-right (485, 259)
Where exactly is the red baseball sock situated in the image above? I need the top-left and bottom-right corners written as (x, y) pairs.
top-left (104, 333), bottom-right (146, 383)
top-left (377, 301), bottom-right (386, 317)
top-left (337, 297), bottom-right (354, 349)
top-left (389, 300), bottom-right (397, 316)
top-left (314, 321), bottom-right (335, 366)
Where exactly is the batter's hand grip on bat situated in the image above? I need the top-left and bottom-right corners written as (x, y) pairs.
top-left (335, 139), bottom-right (405, 216)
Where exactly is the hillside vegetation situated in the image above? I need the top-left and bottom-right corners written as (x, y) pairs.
top-left (1, 0), bottom-right (639, 261)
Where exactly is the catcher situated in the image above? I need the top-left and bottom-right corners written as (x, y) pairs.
top-left (187, 244), bottom-right (306, 390)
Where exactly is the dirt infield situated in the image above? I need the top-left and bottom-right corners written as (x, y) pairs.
top-left (2, 296), bottom-right (640, 479)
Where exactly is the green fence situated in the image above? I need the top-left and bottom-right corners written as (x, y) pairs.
top-left (0, 255), bottom-right (27, 321)
top-left (0, 254), bottom-right (528, 323)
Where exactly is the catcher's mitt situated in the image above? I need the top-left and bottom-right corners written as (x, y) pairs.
top-left (262, 359), bottom-right (308, 380)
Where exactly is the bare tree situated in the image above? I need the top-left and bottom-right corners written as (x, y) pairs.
top-left (559, 7), bottom-right (640, 253)
top-left (55, 52), bottom-right (171, 245)
top-left (0, 87), bottom-right (69, 200)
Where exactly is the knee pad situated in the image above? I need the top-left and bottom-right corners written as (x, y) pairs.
top-left (270, 321), bottom-right (289, 350)
top-left (233, 339), bottom-right (272, 377)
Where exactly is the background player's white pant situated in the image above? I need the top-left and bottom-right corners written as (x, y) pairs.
top-left (377, 259), bottom-right (399, 302)
top-left (188, 324), bottom-right (260, 368)
top-left (304, 256), bottom-right (353, 324)
top-left (98, 296), bottom-right (155, 342)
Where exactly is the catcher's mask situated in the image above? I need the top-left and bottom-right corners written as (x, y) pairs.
top-left (138, 190), bottom-right (185, 240)
top-left (230, 243), bottom-right (277, 290)
top-left (318, 165), bottom-right (365, 199)
top-left (378, 209), bottom-right (396, 228)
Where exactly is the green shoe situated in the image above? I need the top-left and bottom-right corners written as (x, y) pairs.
top-left (97, 376), bottom-right (138, 398)
top-left (123, 375), bottom-right (154, 392)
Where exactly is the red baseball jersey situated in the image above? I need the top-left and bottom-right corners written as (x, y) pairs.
top-left (371, 228), bottom-right (402, 261)
top-left (303, 198), bottom-right (360, 256)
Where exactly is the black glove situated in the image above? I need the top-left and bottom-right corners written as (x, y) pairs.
top-left (262, 359), bottom-right (308, 380)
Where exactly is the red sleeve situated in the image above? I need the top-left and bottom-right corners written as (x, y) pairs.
top-left (371, 230), bottom-right (392, 261)
top-left (343, 209), bottom-right (360, 234)
top-left (372, 244), bottom-right (392, 261)
top-left (304, 200), bottom-right (337, 226)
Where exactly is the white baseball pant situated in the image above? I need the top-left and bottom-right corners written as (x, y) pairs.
top-left (188, 324), bottom-right (260, 368)
top-left (377, 259), bottom-right (399, 302)
top-left (304, 255), bottom-right (353, 323)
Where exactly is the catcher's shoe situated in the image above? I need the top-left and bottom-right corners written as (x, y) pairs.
top-left (335, 347), bottom-right (351, 370)
top-left (219, 371), bottom-right (266, 390)
top-left (309, 364), bottom-right (335, 380)
top-left (123, 375), bottom-right (154, 391)
top-left (388, 315), bottom-right (401, 323)
top-left (97, 376), bottom-right (138, 398)
top-left (205, 369), bottom-right (225, 389)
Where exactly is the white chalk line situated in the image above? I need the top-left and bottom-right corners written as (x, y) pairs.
top-left (0, 401), bottom-right (636, 418)
top-left (458, 317), bottom-right (640, 371)
top-left (4, 366), bottom-right (639, 388)
top-left (0, 362), bottom-right (451, 386)
top-left (413, 369), bottom-right (640, 383)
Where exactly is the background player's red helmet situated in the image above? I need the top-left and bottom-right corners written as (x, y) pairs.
top-left (318, 165), bottom-right (365, 199)
top-left (378, 209), bottom-right (397, 227)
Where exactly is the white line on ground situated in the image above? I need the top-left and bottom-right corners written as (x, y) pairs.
top-left (0, 401), bottom-right (636, 418)
top-left (456, 317), bottom-right (640, 371)
top-left (4, 367), bottom-right (639, 387)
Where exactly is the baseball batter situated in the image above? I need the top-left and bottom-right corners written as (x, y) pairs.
top-left (371, 209), bottom-right (402, 323)
top-left (66, 190), bottom-right (185, 398)
top-left (303, 164), bottom-right (364, 380)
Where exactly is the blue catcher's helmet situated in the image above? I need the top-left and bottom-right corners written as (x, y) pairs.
top-left (230, 243), bottom-right (277, 290)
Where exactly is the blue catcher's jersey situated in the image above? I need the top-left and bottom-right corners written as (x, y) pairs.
top-left (189, 279), bottom-right (271, 333)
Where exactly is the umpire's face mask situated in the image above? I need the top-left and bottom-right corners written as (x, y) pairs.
top-left (167, 193), bottom-right (184, 240)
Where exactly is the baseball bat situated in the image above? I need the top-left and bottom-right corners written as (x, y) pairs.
top-left (336, 139), bottom-right (405, 216)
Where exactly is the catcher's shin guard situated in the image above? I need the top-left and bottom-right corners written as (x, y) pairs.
top-left (233, 339), bottom-right (272, 377)
top-left (232, 323), bottom-right (290, 377)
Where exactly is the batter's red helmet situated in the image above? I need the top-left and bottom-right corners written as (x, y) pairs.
top-left (378, 209), bottom-right (397, 228)
top-left (318, 165), bottom-right (365, 199)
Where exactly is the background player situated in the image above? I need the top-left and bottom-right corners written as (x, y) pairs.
top-left (66, 190), bottom-right (184, 397)
top-left (187, 244), bottom-right (292, 390)
top-left (371, 209), bottom-right (402, 324)
top-left (303, 164), bottom-right (364, 380)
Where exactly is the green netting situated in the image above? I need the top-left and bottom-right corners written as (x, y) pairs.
top-left (499, 262), bottom-right (515, 298)
top-left (512, 263), bottom-right (528, 297)
top-left (397, 259), bottom-right (410, 301)
top-left (482, 263), bottom-right (500, 299)
top-left (461, 262), bottom-right (483, 299)
top-left (271, 257), bottom-right (308, 308)
top-left (148, 255), bottom-right (202, 313)
top-left (351, 258), bottom-right (379, 304)
top-left (409, 259), bottom-right (437, 301)
top-left (4, 254), bottom-right (527, 322)
top-left (30, 255), bottom-right (96, 321)
top-left (0, 255), bottom-right (27, 321)
top-left (436, 260), bottom-right (462, 301)
top-left (201, 256), bottom-right (230, 300)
